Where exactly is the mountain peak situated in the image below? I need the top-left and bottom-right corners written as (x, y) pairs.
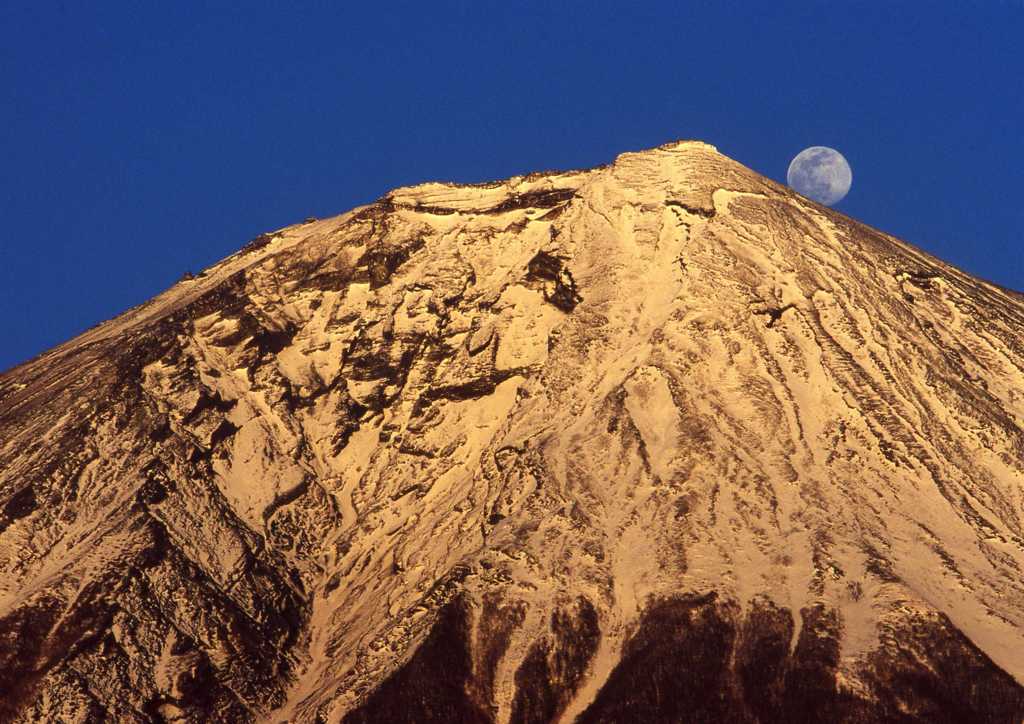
top-left (3, 141), bottom-right (1024, 723)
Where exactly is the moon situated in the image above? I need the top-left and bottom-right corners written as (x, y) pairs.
top-left (787, 146), bottom-right (852, 206)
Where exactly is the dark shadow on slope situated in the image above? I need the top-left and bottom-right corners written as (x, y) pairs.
top-left (341, 597), bottom-right (491, 724)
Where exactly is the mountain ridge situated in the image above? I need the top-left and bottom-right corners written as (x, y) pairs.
top-left (2, 140), bottom-right (1024, 723)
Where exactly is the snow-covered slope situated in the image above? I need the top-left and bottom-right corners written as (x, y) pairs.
top-left (2, 141), bottom-right (1024, 723)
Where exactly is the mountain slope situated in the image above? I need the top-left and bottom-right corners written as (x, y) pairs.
top-left (2, 141), bottom-right (1024, 723)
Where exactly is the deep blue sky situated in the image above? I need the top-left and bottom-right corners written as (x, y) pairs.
top-left (2, 2), bottom-right (1022, 371)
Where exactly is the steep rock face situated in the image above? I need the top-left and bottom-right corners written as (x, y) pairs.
top-left (2, 141), bottom-right (1024, 722)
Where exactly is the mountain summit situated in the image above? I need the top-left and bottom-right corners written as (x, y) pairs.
top-left (2, 141), bottom-right (1024, 723)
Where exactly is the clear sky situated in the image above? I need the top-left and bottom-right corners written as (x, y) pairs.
top-left (2, 2), bottom-right (1021, 371)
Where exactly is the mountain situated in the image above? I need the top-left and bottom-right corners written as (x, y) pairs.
top-left (2, 140), bottom-right (1024, 723)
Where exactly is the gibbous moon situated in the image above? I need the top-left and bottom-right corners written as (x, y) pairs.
top-left (787, 146), bottom-right (852, 206)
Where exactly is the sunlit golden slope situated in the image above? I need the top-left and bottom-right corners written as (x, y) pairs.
top-left (2, 141), bottom-right (1024, 723)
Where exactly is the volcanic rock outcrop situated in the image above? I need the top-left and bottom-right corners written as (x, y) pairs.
top-left (2, 141), bottom-right (1024, 723)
